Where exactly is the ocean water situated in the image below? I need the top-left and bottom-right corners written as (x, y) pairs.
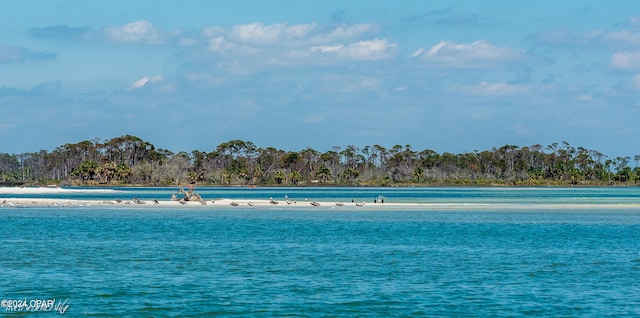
top-left (1, 187), bottom-right (640, 316)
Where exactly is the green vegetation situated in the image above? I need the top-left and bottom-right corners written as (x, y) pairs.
top-left (1, 136), bottom-right (639, 186)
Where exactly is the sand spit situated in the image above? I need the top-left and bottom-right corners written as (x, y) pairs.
top-left (2, 187), bottom-right (640, 210)
top-left (0, 197), bottom-right (373, 208)
top-left (1, 197), bottom-right (640, 210)
top-left (0, 186), bottom-right (121, 194)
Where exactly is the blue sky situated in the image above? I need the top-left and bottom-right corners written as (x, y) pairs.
top-left (1, 1), bottom-right (640, 158)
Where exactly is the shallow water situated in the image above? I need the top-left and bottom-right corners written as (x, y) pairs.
top-left (1, 187), bottom-right (640, 316)
top-left (4, 185), bottom-right (640, 205)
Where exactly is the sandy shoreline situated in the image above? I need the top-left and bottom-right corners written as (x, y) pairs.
top-left (1, 197), bottom-right (640, 210)
top-left (0, 197), bottom-right (369, 208)
top-left (2, 187), bottom-right (640, 210)
top-left (0, 186), bottom-right (121, 194)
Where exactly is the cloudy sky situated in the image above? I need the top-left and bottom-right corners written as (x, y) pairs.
top-left (1, 0), bottom-right (640, 158)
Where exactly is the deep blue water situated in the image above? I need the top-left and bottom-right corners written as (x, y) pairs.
top-left (1, 187), bottom-right (640, 316)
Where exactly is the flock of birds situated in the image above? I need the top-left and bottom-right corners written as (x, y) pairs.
top-left (1, 196), bottom-right (372, 208)
top-left (233, 195), bottom-right (366, 208)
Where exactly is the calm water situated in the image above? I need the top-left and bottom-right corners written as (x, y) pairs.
top-left (1, 187), bottom-right (640, 316)
top-left (5, 186), bottom-right (640, 205)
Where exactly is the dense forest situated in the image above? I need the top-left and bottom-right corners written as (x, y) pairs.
top-left (1, 135), bottom-right (639, 186)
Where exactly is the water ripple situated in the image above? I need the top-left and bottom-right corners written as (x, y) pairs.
top-left (1, 205), bottom-right (640, 316)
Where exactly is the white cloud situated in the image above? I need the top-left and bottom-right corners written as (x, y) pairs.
top-left (341, 39), bottom-right (397, 60)
top-left (310, 44), bottom-right (343, 53)
top-left (104, 20), bottom-right (161, 44)
top-left (205, 22), bottom-right (379, 50)
top-left (611, 50), bottom-right (640, 70)
top-left (130, 78), bottom-right (150, 89)
top-left (208, 37), bottom-right (236, 53)
top-left (411, 40), bottom-right (524, 67)
top-left (286, 23), bottom-right (316, 39)
top-left (201, 22), bottom-right (387, 63)
top-left (129, 75), bottom-right (164, 90)
top-left (410, 48), bottom-right (425, 58)
top-left (49, 20), bottom-right (390, 74)
top-left (462, 81), bottom-right (530, 96)
top-left (602, 30), bottom-right (640, 47)
top-left (94, 21), bottom-right (376, 49)
top-left (309, 39), bottom-right (396, 61)
top-left (309, 23), bottom-right (377, 43)
top-left (230, 22), bottom-right (316, 46)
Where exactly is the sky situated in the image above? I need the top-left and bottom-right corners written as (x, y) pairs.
top-left (1, 0), bottom-right (640, 158)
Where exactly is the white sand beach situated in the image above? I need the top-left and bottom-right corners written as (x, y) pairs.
top-left (0, 186), bottom-right (121, 194)
top-left (1, 197), bottom-right (640, 210)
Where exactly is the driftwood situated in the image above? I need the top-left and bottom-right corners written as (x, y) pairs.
top-left (173, 185), bottom-right (206, 205)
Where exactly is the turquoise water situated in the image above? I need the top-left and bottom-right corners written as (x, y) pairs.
top-left (5, 186), bottom-right (640, 205)
top-left (1, 187), bottom-right (640, 316)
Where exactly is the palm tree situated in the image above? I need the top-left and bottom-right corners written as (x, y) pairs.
top-left (413, 167), bottom-right (424, 183)
top-left (98, 161), bottom-right (118, 183)
top-left (74, 160), bottom-right (100, 181)
top-left (342, 168), bottom-right (360, 184)
top-left (289, 170), bottom-right (301, 185)
top-left (316, 165), bottom-right (332, 183)
top-left (274, 170), bottom-right (286, 184)
top-left (116, 163), bottom-right (132, 182)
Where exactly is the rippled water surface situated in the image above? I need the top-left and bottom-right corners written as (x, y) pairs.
top-left (1, 187), bottom-right (640, 316)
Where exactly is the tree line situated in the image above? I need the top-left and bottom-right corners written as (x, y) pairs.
top-left (1, 135), bottom-right (639, 186)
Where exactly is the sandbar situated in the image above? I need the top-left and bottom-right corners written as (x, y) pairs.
top-left (1, 197), bottom-right (639, 210)
top-left (2, 187), bottom-right (640, 210)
